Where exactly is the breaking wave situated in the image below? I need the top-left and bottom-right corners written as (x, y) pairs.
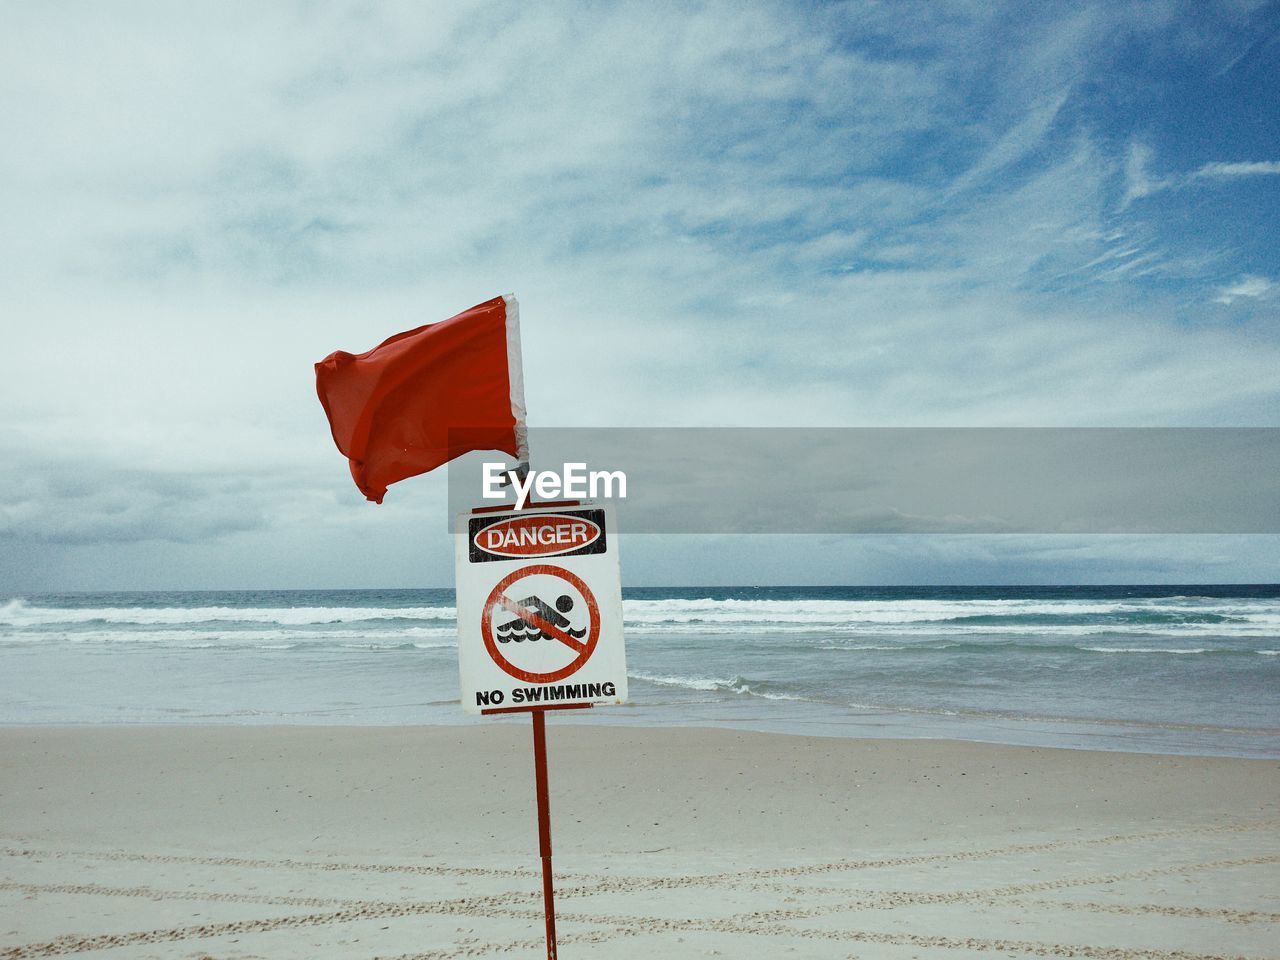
top-left (629, 671), bottom-right (805, 702)
top-left (0, 598), bottom-right (455, 628)
top-left (3, 593), bottom-right (1277, 651)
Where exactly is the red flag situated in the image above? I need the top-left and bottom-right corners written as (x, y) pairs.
top-left (315, 295), bottom-right (528, 504)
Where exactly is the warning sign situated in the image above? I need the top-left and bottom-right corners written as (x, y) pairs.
top-left (457, 503), bottom-right (626, 713)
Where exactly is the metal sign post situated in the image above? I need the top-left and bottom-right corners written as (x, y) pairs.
top-left (480, 701), bottom-right (592, 959)
top-left (532, 707), bottom-right (556, 959)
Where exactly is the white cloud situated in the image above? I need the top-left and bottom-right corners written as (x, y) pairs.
top-left (1213, 274), bottom-right (1274, 304)
top-left (1193, 160), bottom-right (1280, 179)
top-left (1120, 142), bottom-right (1169, 208)
top-left (946, 91), bottom-right (1070, 197)
top-left (1120, 147), bottom-right (1280, 207)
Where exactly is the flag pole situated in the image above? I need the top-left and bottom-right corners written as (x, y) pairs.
top-left (505, 299), bottom-right (554, 958)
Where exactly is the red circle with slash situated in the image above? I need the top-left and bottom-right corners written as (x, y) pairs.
top-left (481, 564), bottom-right (601, 684)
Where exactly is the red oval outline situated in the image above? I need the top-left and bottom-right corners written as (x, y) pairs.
top-left (475, 513), bottom-right (601, 559)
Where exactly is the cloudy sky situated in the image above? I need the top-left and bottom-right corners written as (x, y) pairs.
top-left (2, 0), bottom-right (1278, 590)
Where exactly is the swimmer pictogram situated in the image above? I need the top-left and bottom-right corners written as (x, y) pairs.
top-left (495, 593), bottom-right (588, 642)
top-left (481, 564), bottom-right (601, 684)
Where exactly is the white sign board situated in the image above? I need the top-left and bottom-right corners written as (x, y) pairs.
top-left (456, 501), bottom-right (627, 713)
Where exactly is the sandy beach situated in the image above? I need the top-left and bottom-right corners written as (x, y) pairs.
top-left (2, 724), bottom-right (1277, 959)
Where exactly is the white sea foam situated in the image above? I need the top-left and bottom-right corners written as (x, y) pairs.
top-left (817, 644), bottom-right (906, 651)
top-left (623, 597), bottom-right (1137, 623)
top-left (629, 671), bottom-right (729, 691)
top-left (0, 626), bottom-right (458, 647)
top-left (624, 621), bottom-right (1276, 638)
top-left (1076, 646), bottom-right (1210, 654)
top-left (0, 598), bottom-right (456, 627)
top-left (3, 596), bottom-right (1277, 646)
top-left (5, 594), bottom-right (1278, 624)
top-left (629, 671), bottom-right (804, 701)
top-left (619, 597), bottom-right (1280, 630)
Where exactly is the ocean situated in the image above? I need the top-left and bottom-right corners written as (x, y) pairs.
top-left (2, 586), bottom-right (1277, 758)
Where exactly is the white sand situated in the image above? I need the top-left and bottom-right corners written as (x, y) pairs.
top-left (2, 724), bottom-right (1278, 959)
